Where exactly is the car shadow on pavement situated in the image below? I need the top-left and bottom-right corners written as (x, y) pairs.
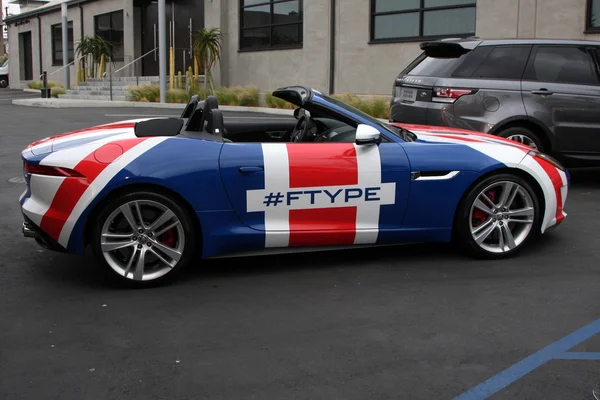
top-left (568, 167), bottom-right (600, 189)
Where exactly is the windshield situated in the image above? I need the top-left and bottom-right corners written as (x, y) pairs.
top-left (318, 93), bottom-right (416, 141)
top-left (0, 58), bottom-right (8, 68)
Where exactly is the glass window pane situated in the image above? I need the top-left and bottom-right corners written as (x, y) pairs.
top-left (242, 0), bottom-right (267, 6)
top-left (424, 0), bottom-right (476, 7)
top-left (374, 12), bottom-right (419, 39)
top-left (422, 7), bottom-right (475, 36)
top-left (273, 1), bottom-right (301, 24)
top-left (591, 0), bottom-right (600, 27)
top-left (240, 27), bottom-right (270, 49)
top-left (529, 47), bottom-right (598, 85)
top-left (470, 46), bottom-right (531, 79)
top-left (375, 0), bottom-right (419, 13)
top-left (111, 11), bottom-right (123, 30)
top-left (242, 5), bottom-right (270, 28)
top-left (96, 14), bottom-right (110, 31)
top-left (272, 24), bottom-right (302, 46)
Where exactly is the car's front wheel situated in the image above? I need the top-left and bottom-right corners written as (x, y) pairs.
top-left (454, 173), bottom-right (543, 259)
top-left (91, 191), bottom-right (197, 287)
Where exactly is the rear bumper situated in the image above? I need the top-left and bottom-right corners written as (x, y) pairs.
top-left (21, 214), bottom-right (66, 253)
top-left (390, 99), bottom-right (449, 125)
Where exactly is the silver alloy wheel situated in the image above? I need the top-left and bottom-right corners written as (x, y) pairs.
top-left (469, 181), bottom-right (535, 254)
top-left (506, 134), bottom-right (538, 150)
top-left (100, 199), bottom-right (185, 281)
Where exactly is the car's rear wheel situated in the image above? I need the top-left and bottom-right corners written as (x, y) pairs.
top-left (91, 191), bottom-right (197, 287)
top-left (454, 173), bottom-right (543, 259)
top-left (496, 126), bottom-right (546, 153)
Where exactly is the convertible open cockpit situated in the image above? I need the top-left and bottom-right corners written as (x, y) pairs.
top-left (134, 87), bottom-right (364, 144)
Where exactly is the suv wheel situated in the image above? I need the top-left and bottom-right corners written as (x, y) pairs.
top-left (497, 126), bottom-right (546, 153)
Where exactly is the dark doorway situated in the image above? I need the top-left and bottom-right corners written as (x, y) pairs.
top-left (19, 31), bottom-right (33, 81)
top-left (138, 0), bottom-right (204, 77)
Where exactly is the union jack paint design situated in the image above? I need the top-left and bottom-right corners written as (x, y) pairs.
top-left (18, 105), bottom-right (569, 262)
top-left (20, 121), bottom-right (166, 248)
top-left (246, 143), bottom-right (396, 247)
top-left (405, 127), bottom-right (569, 233)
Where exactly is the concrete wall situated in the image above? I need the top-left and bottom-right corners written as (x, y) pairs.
top-left (335, 0), bottom-right (422, 95)
top-left (7, 0), bottom-right (134, 89)
top-left (215, 0), bottom-right (331, 94)
top-left (8, 18), bottom-right (41, 88)
top-left (217, 0), bottom-right (600, 96)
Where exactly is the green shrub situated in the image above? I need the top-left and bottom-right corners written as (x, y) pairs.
top-left (265, 92), bottom-right (295, 109)
top-left (27, 80), bottom-right (63, 90)
top-left (333, 93), bottom-right (391, 120)
top-left (231, 85), bottom-right (259, 107)
top-left (128, 85), bottom-right (160, 102)
top-left (51, 87), bottom-right (66, 98)
top-left (166, 89), bottom-right (190, 104)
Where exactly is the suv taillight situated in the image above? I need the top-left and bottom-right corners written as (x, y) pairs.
top-left (432, 87), bottom-right (477, 103)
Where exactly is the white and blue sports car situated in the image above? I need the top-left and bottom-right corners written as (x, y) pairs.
top-left (20, 86), bottom-right (569, 286)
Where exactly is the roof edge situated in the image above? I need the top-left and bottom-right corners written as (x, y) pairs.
top-left (4, 0), bottom-right (97, 23)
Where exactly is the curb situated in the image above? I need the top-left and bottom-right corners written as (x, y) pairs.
top-left (12, 97), bottom-right (296, 116)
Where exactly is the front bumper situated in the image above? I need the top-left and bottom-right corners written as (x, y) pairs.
top-left (21, 214), bottom-right (66, 253)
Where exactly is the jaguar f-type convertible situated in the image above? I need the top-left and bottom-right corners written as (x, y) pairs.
top-left (20, 86), bottom-right (569, 286)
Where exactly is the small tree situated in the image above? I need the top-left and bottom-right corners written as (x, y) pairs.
top-left (76, 35), bottom-right (113, 79)
top-left (193, 28), bottom-right (223, 94)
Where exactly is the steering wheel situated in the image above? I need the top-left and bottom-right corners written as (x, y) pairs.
top-left (290, 114), bottom-right (311, 142)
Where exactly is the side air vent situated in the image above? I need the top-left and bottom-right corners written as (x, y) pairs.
top-left (411, 171), bottom-right (460, 180)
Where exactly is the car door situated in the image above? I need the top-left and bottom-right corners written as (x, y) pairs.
top-left (219, 137), bottom-right (411, 248)
top-left (521, 44), bottom-right (600, 155)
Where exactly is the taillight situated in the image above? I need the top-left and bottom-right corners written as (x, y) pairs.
top-left (432, 87), bottom-right (477, 103)
top-left (24, 162), bottom-right (84, 178)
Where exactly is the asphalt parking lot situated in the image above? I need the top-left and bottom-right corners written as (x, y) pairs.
top-left (1, 90), bottom-right (600, 400)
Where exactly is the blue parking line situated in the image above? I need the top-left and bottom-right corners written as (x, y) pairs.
top-left (453, 318), bottom-right (600, 400)
top-left (556, 352), bottom-right (600, 360)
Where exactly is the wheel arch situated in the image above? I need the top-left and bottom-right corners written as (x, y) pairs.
top-left (83, 182), bottom-right (203, 254)
top-left (489, 117), bottom-right (554, 152)
top-left (451, 166), bottom-right (546, 237)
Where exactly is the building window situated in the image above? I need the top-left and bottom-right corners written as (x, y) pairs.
top-left (370, 0), bottom-right (476, 43)
top-left (94, 10), bottom-right (124, 61)
top-left (587, 0), bottom-right (600, 31)
top-left (51, 21), bottom-right (74, 66)
top-left (239, 0), bottom-right (303, 51)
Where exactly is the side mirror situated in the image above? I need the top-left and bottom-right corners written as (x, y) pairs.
top-left (355, 124), bottom-right (381, 145)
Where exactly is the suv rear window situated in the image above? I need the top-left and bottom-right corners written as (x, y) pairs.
top-left (401, 52), bottom-right (470, 77)
top-left (469, 46), bottom-right (532, 80)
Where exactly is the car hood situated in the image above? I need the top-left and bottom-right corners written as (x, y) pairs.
top-left (394, 123), bottom-right (534, 151)
top-left (24, 118), bottom-right (152, 156)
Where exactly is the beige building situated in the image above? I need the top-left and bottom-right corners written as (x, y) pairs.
top-left (6, 0), bottom-right (600, 95)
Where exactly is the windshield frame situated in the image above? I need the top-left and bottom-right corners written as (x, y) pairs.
top-left (312, 92), bottom-right (415, 142)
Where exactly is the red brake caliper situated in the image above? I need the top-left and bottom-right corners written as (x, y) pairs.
top-left (472, 190), bottom-right (497, 227)
top-left (159, 229), bottom-right (176, 247)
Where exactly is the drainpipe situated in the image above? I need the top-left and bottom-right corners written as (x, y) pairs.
top-left (37, 16), bottom-right (42, 76)
top-left (79, 4), bottom-right (84, 39)
top-left (329, 0), bottom-right (336, 95)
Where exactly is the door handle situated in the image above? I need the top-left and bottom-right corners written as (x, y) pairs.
top-left (238, 166), bottom-right (264, 173)
top-left (531, 89), bottom-right (553, 95)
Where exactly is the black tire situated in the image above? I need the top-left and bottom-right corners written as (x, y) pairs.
top-left (91, 190), bottom-right (198, 288)
top-left (496, 126), bottom-right (547, 153)
top-left (454, 173), bottom-right (543, 260)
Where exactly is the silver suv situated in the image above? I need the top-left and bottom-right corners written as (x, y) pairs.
top-left (390, 38), bottom-right (600, 167)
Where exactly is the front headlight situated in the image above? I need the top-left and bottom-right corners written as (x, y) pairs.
top-left (529, 150), bottom-right (566, 172)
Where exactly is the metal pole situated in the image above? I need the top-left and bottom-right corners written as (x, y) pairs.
top-left (158, 0), bottom-right (167, 103)
top-left (61, 2), bottom-right (70, 89)
top-left (109, 57), bottom-right (112, 101)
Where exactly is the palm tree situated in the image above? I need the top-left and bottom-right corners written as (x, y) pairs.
top-left (193, 27), bottom-right (223, 94)
top-left (76, 35), bottom-right (113, 79)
